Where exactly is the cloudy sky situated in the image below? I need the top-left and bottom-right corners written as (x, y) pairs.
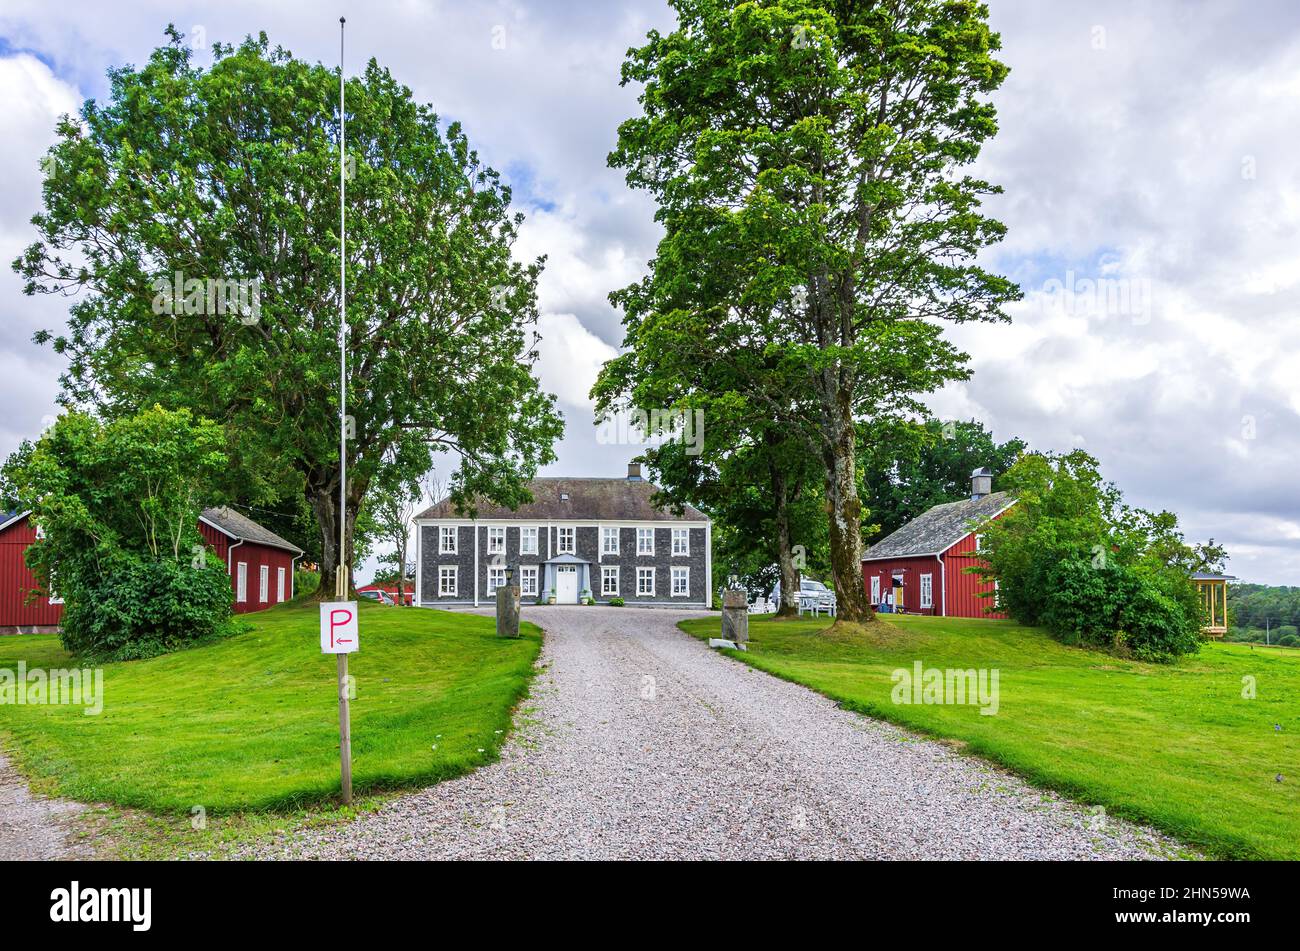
top-left (1, 1), bottom-right (1297, 585)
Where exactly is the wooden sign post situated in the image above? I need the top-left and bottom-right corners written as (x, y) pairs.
top-left (321, 601), bottom-right (359, 804)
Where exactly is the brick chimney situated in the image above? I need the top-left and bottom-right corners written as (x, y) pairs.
top-left (627, 462), bottom-right (643, 481)
top-left (970, 467), bottom-right (993, 500)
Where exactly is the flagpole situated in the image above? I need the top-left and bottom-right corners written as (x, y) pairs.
top-left (336, 15), bottom-right (353, 807)
top-left (337, 15), bottom-right (348, 601)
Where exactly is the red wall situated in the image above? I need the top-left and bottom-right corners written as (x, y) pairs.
top-left (1, 516), bottom-right (296, 628)
top-left (942, 532), bottom-right (1006, 620)
top-left (221, 540), bottom-right (298, 614)
top-left (862, 555), bottom-right (945, 615)
top-left (862, 533), bottom-right (1006, 620)
top-left (0, 516), bottom-right (64, 627)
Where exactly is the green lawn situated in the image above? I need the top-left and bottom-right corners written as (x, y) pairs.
top-left (0, 601), bottom-right (540, 813)
top-left (679, 613), bottom-right (1299, 859)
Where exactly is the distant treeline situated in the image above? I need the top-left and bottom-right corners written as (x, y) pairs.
top-left (1228, 584), bottom-right (1300, 645)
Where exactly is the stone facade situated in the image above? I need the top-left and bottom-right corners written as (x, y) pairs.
top-left (418, 522), bottom-right (710, 607)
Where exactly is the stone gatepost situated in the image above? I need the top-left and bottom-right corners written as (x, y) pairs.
top-left (721, 588), bottom-right (749, 645)
top-left (496, 584), bottom-right (521, 638)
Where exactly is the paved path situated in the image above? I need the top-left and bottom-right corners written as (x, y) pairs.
top-left (0, 752), bottom-right (85, 860)
top-left (246, 607), bottom-right (1188, 860)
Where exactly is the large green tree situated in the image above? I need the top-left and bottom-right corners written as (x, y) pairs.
top-left (605, 0), bottom-right (1019, 620)
top-left (14, 29), bottom-right (562, 595)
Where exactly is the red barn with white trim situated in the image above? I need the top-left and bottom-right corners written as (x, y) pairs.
top-left (197, 507), bottom-right (304, 615)
top-left (0, 506), bottom-right (303, 631)
top-left (861, 468), bottom-right (1014, 619)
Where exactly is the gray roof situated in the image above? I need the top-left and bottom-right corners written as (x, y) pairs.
top-left (416, 477), bottom-right (708, 522)
top-left (201, 506), bottom-right (303, 554)
top-left (863, 492), bottom-right (1014, 561)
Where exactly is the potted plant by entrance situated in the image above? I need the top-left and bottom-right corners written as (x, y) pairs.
top-left (580, 588), bottom-right (593, 605)
top-left (547, 587), bottom-right (557, 605)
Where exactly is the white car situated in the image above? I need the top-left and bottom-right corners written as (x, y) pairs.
top-left (770, 578), bottom-right (837, 611)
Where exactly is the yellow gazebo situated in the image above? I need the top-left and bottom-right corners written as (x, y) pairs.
top-left (1192, 572), bottom-right (1235, 639)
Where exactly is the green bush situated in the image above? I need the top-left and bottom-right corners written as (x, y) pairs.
top-left (294, 568), bottom-right (321, 600)
top-left (58, 551), bottom-right (237, 660)
top-left (1033, 554), bottom-right (1202, 663)
top-left (1278, 633), bottom-right (1300, 648)
top-left (608, 596), bottom-right (625, 607)
top-left (1, 406), bottom-right (235, 661)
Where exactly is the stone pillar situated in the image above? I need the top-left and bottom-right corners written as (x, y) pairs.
top-left (496, 584), bottom-right (521, 638)
top-left (721, 588), bottom-right (749, 645)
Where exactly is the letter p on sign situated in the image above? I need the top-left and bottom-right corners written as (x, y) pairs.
top-left (320, 601), bottom-right (359, 654)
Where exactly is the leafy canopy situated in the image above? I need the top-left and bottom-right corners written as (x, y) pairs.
top-left (13, 27), bottom-right (562, 585)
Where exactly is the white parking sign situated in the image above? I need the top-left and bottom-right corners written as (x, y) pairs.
top-left (320, 601), bottom-right (359, 654)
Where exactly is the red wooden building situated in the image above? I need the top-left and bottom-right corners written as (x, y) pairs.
top-left (197, 507), bottom-right (305, 615)
top-left (0, 506), bottom-right (303, 631)
top-left (0, 511), bottom-right (64, 632)
top-left (861, 468), bottom-right (1014, 619)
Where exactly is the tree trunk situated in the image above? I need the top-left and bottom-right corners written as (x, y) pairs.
top-left (823, 393), bottom-right (871, 622)
top-left (309, 478), bottom-right (359, 600)
top-left (773, 465), bottom-right (800, 618)
top-left (395, 532), bottom-right (408, 606)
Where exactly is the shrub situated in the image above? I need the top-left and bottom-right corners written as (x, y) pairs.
top-left (294, 568), bottom-right (321, 600)
top-left (59, 550), bottom-right (237, 659)
top-left (1032, 554), bottom-right (1202, 662)
top-left (608, 596), bottom-right (625, 607)
top-left (1278, 633), bottom-right (1300, 648)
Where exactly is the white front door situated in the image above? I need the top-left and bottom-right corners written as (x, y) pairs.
top-left (556, 565), bottom-right (579, 604)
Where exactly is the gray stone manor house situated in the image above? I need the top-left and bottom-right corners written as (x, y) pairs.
top-left (414, 464), bottom-right (712, 608)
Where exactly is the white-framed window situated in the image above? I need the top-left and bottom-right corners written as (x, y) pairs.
top-left (557, 526), bottom-right (575, 554)
top-left (974, 533), bottom-right (984, 551)
top-left (439, 565), bottom-right (458, 596)
top-left (601, 526), bottom-right (620, 555)
top-left (637, 567), bottom-right (655, 596)
top-left (920, 573), bottom-right (933, 609)
top-left (637, 528), bottom-right (654, 555)
top-left (439, 526), bottom-right (457, 554)
top-left (520, 566), bottom-right (538, 596)
top-left (486, 526), bottom-right (506, 555)
top-left (671, 566), bottom-right (689, 597)
top-left (236, 562), bottom-right (248, 603)
top-left (520, 526), bottom-right (538, 555)
top-left (259, 565), bottom-right (269, 603)
top-left (277, 566), bottom-right (286, 602)
top-left (602, 565), bottom-right (620, 595)
top-left (870, 576), bottom-right (881, 603)
top-left (671, 528), bottom-right (689, 556)
top-left (487, 565), bottom-right (507, 595)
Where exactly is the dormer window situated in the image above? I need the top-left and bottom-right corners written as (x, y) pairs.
top-left (560, 492), bottom-right (569, 502)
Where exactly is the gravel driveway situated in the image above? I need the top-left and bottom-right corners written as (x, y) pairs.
top-left (0, 752), bottom-right (85, 860)
top-left (245, 606), bottom-right (1190, 860)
